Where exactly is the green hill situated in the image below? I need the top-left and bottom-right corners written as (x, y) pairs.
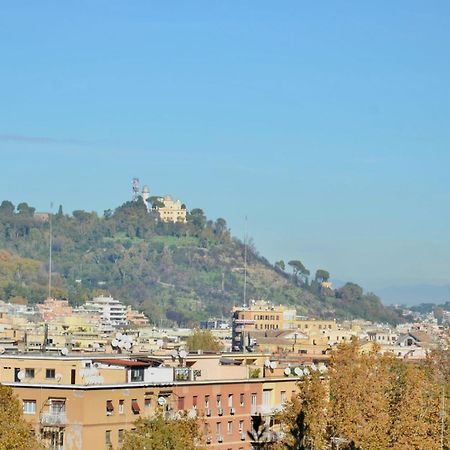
top-left (0, 199), bottom-right (402, 325)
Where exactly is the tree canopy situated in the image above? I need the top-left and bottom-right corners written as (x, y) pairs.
top-left (0, 385), bottom-right (43, 450)
top-left (122, 413), bottom-right (203, 450)
top-left (277, 341), bottom-right (447, 450)
top-left (185, 329), bottom-right (222, 352)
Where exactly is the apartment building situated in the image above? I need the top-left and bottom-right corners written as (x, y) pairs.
top-left (0, 351), bottom-right (307, 450)
top-left (232, 300), bottom-right (336, 351)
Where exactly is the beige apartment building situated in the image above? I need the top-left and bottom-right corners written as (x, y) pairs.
top-left (232, 301), bottom-right (336, 351)
top-left (0, 351), bottom-right (310, 450)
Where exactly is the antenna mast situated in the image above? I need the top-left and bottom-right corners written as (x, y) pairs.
top-left (48, 202), bottom-right (53, 299)
top-left (243, 216), bottom-right (247, 308)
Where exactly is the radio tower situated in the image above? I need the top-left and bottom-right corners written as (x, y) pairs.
top-left (132, 178), bottom-right (140, 201)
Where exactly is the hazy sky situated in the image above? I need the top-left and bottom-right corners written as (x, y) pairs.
top-left (1, 2), bottom-right (450, 295)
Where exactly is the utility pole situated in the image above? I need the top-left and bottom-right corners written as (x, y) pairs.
top-left (48, 202), bottom-right (53, 299)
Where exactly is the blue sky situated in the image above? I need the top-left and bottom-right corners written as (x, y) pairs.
top-left (1, 2), bottom-right (450, 300)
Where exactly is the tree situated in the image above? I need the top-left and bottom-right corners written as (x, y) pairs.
top-left (288, 260), bottom-right (310, 285)
top-left (0, 385), bottom-right (43, 450)
top-left (278, 370), bottom-right (327, 449)
top-left (16, 202), bottom-right (35, 217)
top-left (0, 200), bottom-right (14, 217)
top-left (315, 269), bottom-right (330, 283)
top-left (122, 413), bottom-right (203, 450)
top-left (248, 414), bottom-right (273, 449)
top-left (275, 260), bottom-right (285, 271)
top-left (185, 329), bottom-right (222, 352)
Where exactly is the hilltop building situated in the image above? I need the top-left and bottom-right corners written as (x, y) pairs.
top-left (131, 178), bottom-right (187, 223)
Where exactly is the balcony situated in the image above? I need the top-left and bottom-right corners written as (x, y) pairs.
top-left (40, 412), bottom-right (67, 427)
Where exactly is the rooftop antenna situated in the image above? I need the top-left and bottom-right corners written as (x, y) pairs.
top-left (132, 178), bottom-right (140, 201)
top-left (48, 202), bottom-right (53, 299)
top-left (243, 215), bottom-right (248, 308)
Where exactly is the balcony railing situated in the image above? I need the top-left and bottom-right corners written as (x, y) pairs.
top-left (40, 412), bottom-right (67, 426)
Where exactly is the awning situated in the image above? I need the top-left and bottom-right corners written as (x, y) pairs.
top-left (132, 400), bottom-right (140, 414)
top-left (106, 400), bottom-right (114, 412)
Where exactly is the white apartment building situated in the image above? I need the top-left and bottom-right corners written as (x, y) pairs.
top-left (83, 295), bottom-right (128, 327)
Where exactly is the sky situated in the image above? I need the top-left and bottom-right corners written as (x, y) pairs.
top-left (1, 2), bottom-right (450, 303)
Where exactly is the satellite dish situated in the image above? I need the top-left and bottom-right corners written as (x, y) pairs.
top-left (156, 339), bottom-right (164, 348)
top-left (118, 341), bottom-right (126, 348)
top-left (61, 347), bottom-right (69, 356)
top-left (170, 349), bottom-right (178, 358)
top-left (0, 346), bottom-right (5, 354)
top-left (269, 361), bottom-right (277, 370)
top-left (179, 350), bottom-right (188, 359)
top-left (310, 363), bottom-right (317, 371)
top-left (284, 367), bottom-right (291, 376)
top-left (157, 396), bottom-right (167, 406)
top-left (264, 359), bottom-right (271, 368)
top-left (124, 342), bottom-right (131, 350)
top-left (93, 343), bottom-right (100, 349)
top-left (294, 367), bottom-right (302, 376)
top-left (17, 371), bottom-right (25, 380)
top-left (303, 368), bottom-right (310, 376)
top-left (55, 373), bottom-right (63, 381)
top-left (116, 332), bottom-right (123, 340)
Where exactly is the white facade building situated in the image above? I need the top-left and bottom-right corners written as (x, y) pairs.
top-left (83, 296), bottom-right (128, 327)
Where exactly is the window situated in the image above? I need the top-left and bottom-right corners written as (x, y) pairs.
top-left (239, 393), bottom-right (244, 407)
top-left (106, 400), bottom-right (114, 415)
top-left (227, 421), bottom-right (233, 434)
top-left (144, 398), bottom-right (151, 409)
top-left (25, 368), bottom-right (35, 378)
top-left (251, 393), bottom-right (257, 414)
top-left (239, 420), bottom-right (244, 432)
top-left (131, 399), bottom-right (140, 414)
top-left (50, 399), bottom-right (65, 414)
top-left (228, 394), bottom-right (233, 408)
top-left (46, 369), bottom-right (55, 379)
top-left (23, 400), bottom-right (36, 414)
top-left (193, 396), bottom-right (198, 408)
top-left (216, 394), bottom-right (222, 407)
top-left (105, 430), bottom-right (111, 446)
top-left (205, 395), bottom-right (210, 408)
top-left (263, 390), bottom-right (270, 408)
top-left (216, 422), bottom-right (222, 435)
top-left (118, 429), bottom-right (124, 445)
top-left (281, 391), bottom-right (286, 404)
top-left (130, 367), bottom-right (144, 382)
top-left (119, 400), bottom-right (124, 414)
top-left (178, 396), bottom-right (185, 410)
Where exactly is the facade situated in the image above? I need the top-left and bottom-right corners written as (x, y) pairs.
top-left (153, 195), bottom-right (187, 223)
top-left (83, 296), bottom-right (127, 327)
top-left (1, 351), bottom-right (309, 450)
top-left (231, 301), bottom-right (336, 352)
top-left (36, 298), bottom-right (73, 322)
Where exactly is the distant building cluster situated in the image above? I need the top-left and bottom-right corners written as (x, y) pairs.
top-left (132, 177), bottom-right (187, 223)
top-left (0, 294), bottom-right (447, 450)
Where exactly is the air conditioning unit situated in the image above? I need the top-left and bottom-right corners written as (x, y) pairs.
top-left (205, 408), bottom-right (211, 417)
top-left (217, 435), bottom-right (224, 443)
top-left (218, 407), bottom-right (223, 416)
top-left (230, 407), bottom-right (235, 415)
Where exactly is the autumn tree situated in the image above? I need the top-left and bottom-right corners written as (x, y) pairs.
top-left (387, 360), bottom-right (441, 450)
top-left (277, 369), bottom-right (328, 449)
top-left (186, 329), bottom-right (222, 352)
top-left (122, 413), bottom-right (203, 450)
top-left (0, 385), bottom-right (43, 450)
